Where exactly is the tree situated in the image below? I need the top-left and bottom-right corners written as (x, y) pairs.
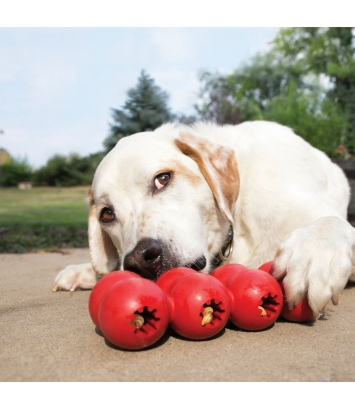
top-left (229, 51), bottom-right (306, 118)
top-left (194, 71), bottom-right (243, 124)
top-left (104, 70), bottom-right (174, 152)
top-left (195, 52), bottom-right (306, 124)
top-left (0, 148), bottom-right (12, 165)
top-left (273, 27), bottom-right (355, 152)
top-left (0, 157), bottom-right (33, 187)
top-left (194, 38), bottom-right (349, 157)
top-left (264, 81), bottom-right (346, 156)
top-left (33, 152), bottom-right (105, 187)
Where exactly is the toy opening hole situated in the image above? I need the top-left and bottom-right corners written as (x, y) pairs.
top-left (130, 306), bottom-right (160, 333)
top-left (200, 299), bottom-right (225, 325)
top-left (259, 293), bottom-right (280, 316)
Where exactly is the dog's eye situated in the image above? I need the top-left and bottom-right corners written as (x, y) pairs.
top-left (154, 172), bottom-right (171, 190)
top-left (100, 207), bottom-right (115, 223)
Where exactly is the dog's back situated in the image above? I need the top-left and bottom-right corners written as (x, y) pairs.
top-left (157, 121), bottom-right (351, 268)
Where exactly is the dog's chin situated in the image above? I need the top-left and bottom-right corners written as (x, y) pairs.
top-left (152, 255), bottom-right (207, 281)
top-left (185, 255), bottom-right (207, 272)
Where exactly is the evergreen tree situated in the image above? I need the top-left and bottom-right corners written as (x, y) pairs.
top-left (104, 70), bottom-right (174, 152)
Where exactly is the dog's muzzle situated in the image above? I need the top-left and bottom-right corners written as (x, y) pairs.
top-left (123, 238), bottom-right (163, 281)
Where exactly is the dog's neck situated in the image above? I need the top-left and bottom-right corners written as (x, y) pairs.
top-left (211, 225), bottom-right (234, 269)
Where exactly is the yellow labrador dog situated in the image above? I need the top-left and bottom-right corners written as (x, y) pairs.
top-left (53, 121), bottom-right (355, 315)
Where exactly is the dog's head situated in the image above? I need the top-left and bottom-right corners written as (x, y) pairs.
top-left (88, 124), bottom-right (239, 281)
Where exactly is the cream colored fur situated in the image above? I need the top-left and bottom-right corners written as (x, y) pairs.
top-left (53, 121), bottom-right (355, 314)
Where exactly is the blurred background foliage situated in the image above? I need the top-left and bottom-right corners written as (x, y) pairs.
top-left (1, 27), bottom-right (354, 188)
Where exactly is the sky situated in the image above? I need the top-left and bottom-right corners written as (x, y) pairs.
top-left (0, 0), bottom-right (348, 169)
top-left (1, 27), bottom-right (280, 168)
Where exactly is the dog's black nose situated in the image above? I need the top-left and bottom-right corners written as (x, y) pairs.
top-left (123, 238), bottom-right (163, 281)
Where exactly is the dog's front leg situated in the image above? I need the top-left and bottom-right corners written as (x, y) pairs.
top-left (52, 263), bottom-right (97, 291)
top-left (273, 216), bottom-right (355, 315)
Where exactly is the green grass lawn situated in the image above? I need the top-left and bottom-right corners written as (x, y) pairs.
top-left (0, 186), bottom-right (90, 253)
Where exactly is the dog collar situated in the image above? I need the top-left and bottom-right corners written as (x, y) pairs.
top-left (211, 225), bottom-right (234, 269)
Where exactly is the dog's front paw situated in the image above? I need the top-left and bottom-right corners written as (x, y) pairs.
top-left (273, 217), bottom-right (355, 314)
top-left (52, 263), bottom-right (97, 291)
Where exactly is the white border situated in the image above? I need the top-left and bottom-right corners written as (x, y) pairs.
top-left (1, 1), bottom-right (353, 27)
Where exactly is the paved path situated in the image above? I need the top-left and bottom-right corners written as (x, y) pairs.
top-left (1, 248), bottom-right (355, 381)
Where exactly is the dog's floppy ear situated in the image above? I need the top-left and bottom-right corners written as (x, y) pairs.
top-left (175, 132), bottom-right (239, 224)
top-left (87, 188), bottom-right (119, 276)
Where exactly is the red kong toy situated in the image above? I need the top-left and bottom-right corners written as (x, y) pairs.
top-left (211, 263), bottom-right (249, 286)
top-left (257, 261), bottom-right (314, 323)
top-left (212, 265), bottom-right (283, 331)
top-left (279, 282), bottom-right (315, 323)
top-left (89, 274), bottom-right (170, 351)
top-left (258, 261), bottom-right (274, 275)
top-left (88, 270), bottom-right (140, 330)
top-left (156, 267), bottom-right (231, 340)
